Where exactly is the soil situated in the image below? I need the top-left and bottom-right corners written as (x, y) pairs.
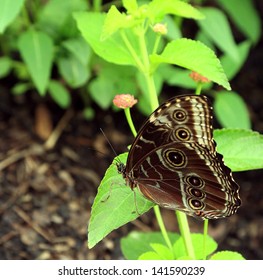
top-left (1, 14), bottom-right (263, 261)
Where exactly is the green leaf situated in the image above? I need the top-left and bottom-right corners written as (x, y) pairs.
top-left (18, 29), bottom-right (54, 95)
top-left (0, 0), bottom-right (24, 33)
top-left (62, 37), bottom-right (92, 66)
top-left (138, 251), bottom-right (163, 260)
top-left (48, 80), bottom-right (71, 108)
top-left (198, 8), bottom-right (239, 62)
top-left (173, 233), bottom-right (217, 260)
top-left (57, 55), bottom-right (90, 88)
top-left (101, 5), bottom-right (127, 40)
top-left (220, 40), bottom-right (251, 81)
top-left (164, 15), bottom-right (182, 40)
top-left (88, 75), bottom-right (115, 109)
top-left (218, 0), bottom-right (261, 44)
top-left (210, 250), bottom-right (245, 260)
top-left (83, 107), bottom-right (95, 120)
top-left (139, 243), bottom-right (174, 260)
top-left (150, 38), bottom-right (230, 90)
top-left (148, 0), bottom-right (204, 21)
top-left (88, 153), bottom-right (154, 248)
top-left (37, 0), bottom-right (88, 37)
top-left (123, 0), bottom-right (138, 13)
top-left (121, 231), bottom-right (180, 260)
top-left (0, 56), bottom-right (12, 78)
top-left (74, 12), bottom-right (138, 66)
top-left (88, 63), bottom-right (137, 109)
top-left (11, 83), bottom-right (31, 95)
top-left (214, 129), bottom-right (263, 171)
top-left (214, 91), bottom-right (251, 129)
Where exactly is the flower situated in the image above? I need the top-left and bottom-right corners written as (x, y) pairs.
top-left (189, 71), bottom-right (210, 83)
top-left (113, 94), bottom-right (138, 109)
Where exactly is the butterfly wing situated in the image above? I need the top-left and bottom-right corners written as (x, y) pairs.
top-left (125, 95), bottom-right (241, 219)
top-left (126, 95), bottom-right (214, 171)
top-left (131, 142), bottom-right (240, 219)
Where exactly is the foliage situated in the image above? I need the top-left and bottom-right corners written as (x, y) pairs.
top-left (0, 0), bottom-right (261, 117)
top-left (1, 0), bottom-right (262, 260)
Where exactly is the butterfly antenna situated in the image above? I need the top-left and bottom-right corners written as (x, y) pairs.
top-left (100, 128), bottom-right (121, 163)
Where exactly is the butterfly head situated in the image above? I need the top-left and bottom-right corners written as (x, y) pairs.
top-left (116, 162), bottom-right (126, 177)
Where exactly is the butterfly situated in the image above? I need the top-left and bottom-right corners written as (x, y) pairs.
top-left (117, 94), bottom-right (241, 219)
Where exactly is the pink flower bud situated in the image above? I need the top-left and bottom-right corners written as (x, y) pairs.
top-left (189, 71), bottom-right (210, 83)
top-left (113, 94), bottom-right (138, 109)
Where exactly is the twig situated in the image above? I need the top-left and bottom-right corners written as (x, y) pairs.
top-left (0, 145), bottom-right (44, 171)
top-left (13, 206), bottom-right (54, 243)
top-left (0, 182), bottom-right (29, 215)
top-left (0, 109), bottom-right (74, 172)
top-left (44, 109), bottom-right (74, 150)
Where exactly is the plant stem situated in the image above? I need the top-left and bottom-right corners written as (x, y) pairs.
top-left (154, 205), bottom-right (173, 252)
top-left (93, 0), bottom-right (102, 12)
top-left (124, 108), bottom-right (137, 137)
top-left (176, 211), bottom-right (195, 259)
top-left (138, 26), bottom-right (159, 110)
top-left (120, 30), bottom-right (145, 72)
top-left (195, 82), bottom-right (203, 95)
top-left (202, 219), bottom-right (209, 260)
top-left (144, 74), bottom-right (159, 110)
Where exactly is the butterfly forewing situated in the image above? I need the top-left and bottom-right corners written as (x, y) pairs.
top-left (122, 94), bottom-right (241, 219)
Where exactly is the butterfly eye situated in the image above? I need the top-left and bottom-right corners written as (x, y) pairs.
top-left (186, 175), bottom-right (204, 188)
top-left (164, 149), bottom-right (187, 168)
top-left (174, 109), bottom-right (187, 121)
top-left (176, 127), bottom-right (191, 141)
top-left (188, 198), bottom-right (205, 210)
top-left (189, 188), bottom-right (205, 199)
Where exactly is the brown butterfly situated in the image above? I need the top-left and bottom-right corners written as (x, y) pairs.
top-left (117, 94), bottom-right (241, 219)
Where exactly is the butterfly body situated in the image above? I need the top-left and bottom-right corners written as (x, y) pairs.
top-left (118, 95), bottom-right (241, 219)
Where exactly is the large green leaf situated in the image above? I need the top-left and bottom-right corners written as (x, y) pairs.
top-left (150, 38), bottom-right (230, 90)
top-left (74, 12), bottom-right (138, 66)
top-left (18, 29), bottom-right (54, 95)
top-left (57, 55), bottom-right (90, 88)
top-left (198, 7), bottom-right (239, 62)
top-left (0, 0), bottom-right (24, 33)
top-left (214, 91), bottom-right (251, 129)
top-left (121, 231), bottom-right (180, 260)
top-left (210, 250), bottom-right (245, 260)
top-left (220, 40), bottom-right (251, 80)
top-left (88, 153), bottom-right (154, 248)
top-left (148, 0), bottom-right (204, 21)
top-left (218, 0), bottom-right (261, 44)
top-left (173, 233), bottom-right (217, 260)
top-left (214, 129), bottom-right (263, 172)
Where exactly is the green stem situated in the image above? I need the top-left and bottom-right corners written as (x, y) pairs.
top-left (152, 34), bottom-right (161, 56)
top-left (195, 83), bottom-right (203, 95)
top-left (124, 108), bottom-right (137, 137)
top-left (144, 74), bottom-right (159, 110)
top-left (154, 206), bottom-right (173, 252)
top-left (202, 219), bottom-right (209, 260)
top-left (176, 211), bottom-right (195, 259)
top-left (93, 0), bottom-right (102, 12)
top-left (137, 26), bottom-right (159, 110)
top-left (120, 30), bottom-right (145, 72)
